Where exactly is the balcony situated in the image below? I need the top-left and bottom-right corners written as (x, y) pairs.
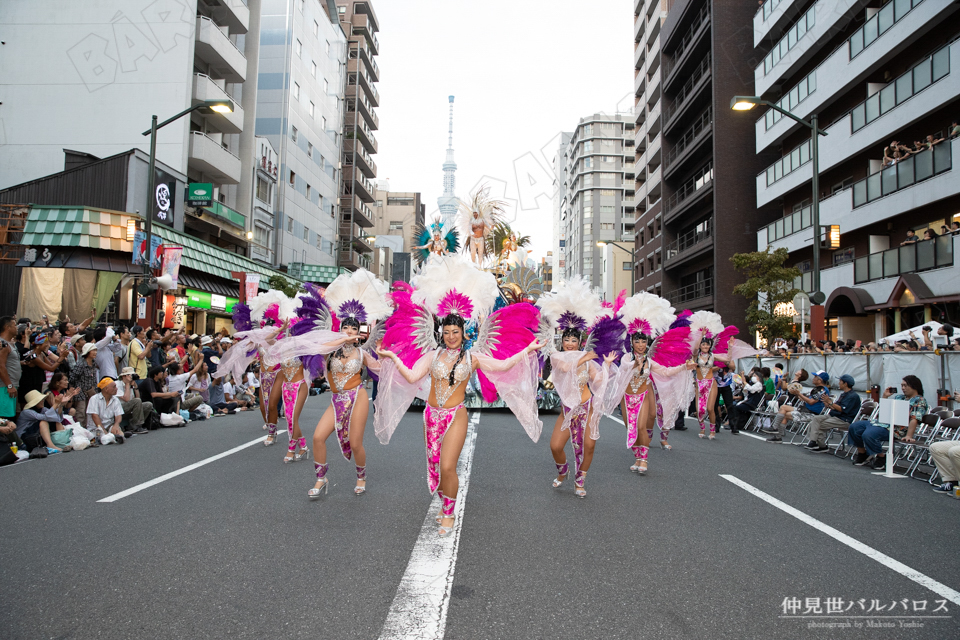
top-left (346, 89), bottom-right (379, 130)
top-left (251, 243), bottom-right (274, 266)
top-left (663, 107), bottom-right (711, 175)
top-left (634, 13), bottom-right (644, 42)
top-left (192, 73), bottom-right (244, 134)
top-left (201, 200), bottom-right (246, 230)
top-left (755, 0), bottom-right (863, 97)
top-left (852, 142), bottom-right (952, 209)
top-left (755, 0), bottom-right (952, 153)
top-left (340, 194), bottom-right (374, 228)
top-left (347, 72), bottom-right (379, 107)
top-left (351, 14), bottom-right (379, 54)
top-left (209, 0), bottom-right (249, 34)
top-left (344, 140), bottom-right (377, 178)
top-left (188, 131), bottom-right (242, 184)
top-left (854, 236), bottom-right (953, 284)
top-left (666, 277), bottom-right (713, 306)
top-left (347, 59), bottom-right (379, 107)
top-left (349, 39), bottom-right (379, 82)
top-left (663, 162), bottom-right (712, 220)
top-left (635, 41), bottom-right (645, 70)
top-left (339, 221), bottom-right (374, 253)
top-left (339, 249), bottom-right (371, 271)
top-left (634, 104), bottom-right (645, 126)
top-left (345, 167), bottom-right (376, 204)
top-left (663, 54), bottom-right (710, 131)
top-left (345, 113), bottom-right (378, 155)
top-left (664, 219), bottom-right (713, 268)
top-left (754, 0), bottom-right (802, 46)
top-left (760, 203), bottom-right (813, 250)
top-left (662, 2), bottom-right (710, 87)
top-left (195, 16), bottom-right (246, 83)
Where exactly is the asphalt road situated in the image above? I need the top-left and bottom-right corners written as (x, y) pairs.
top-left (1, 395), bottom-right (958, 640)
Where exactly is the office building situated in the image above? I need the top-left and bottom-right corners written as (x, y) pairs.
top-left (336, 0), bottom-right (380, 271)
top-left (257, 0), bottom-right (347, 267)
top-left (557, 114), bottom-right (635, 290)
top-left (753, 0), bottom-right (960, 339)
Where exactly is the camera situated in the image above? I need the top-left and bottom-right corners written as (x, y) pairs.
top-left (922, 325), bottom-right (931, 332)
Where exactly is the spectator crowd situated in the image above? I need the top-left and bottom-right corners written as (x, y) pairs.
top-left (0, 313), bottom-right (264, 465)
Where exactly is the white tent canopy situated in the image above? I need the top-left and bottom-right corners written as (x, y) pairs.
top-left (881, 321), bottom-right (951, 346)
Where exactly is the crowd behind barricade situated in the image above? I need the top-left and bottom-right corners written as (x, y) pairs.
top-left (0, 313), bottom-right (285, 465)
top-left (765, 323), bottom-right (960, 355)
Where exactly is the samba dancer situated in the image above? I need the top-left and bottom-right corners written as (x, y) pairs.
top-left (375, 255), bottom-right (542, 536)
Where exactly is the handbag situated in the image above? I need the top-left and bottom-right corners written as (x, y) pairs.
top-left (50, 428), bottom-right (73, 448)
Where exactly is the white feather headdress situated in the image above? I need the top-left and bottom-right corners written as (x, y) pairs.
top-left (456, 184), bottom-right (505, 239)
top-left (324, 268), bottom-right (392, 325)
top-left (620, 292), bottom-right (676, 337)
top-left (689, 310), bottom-right (724, 348)
top-left (248, 290), bottom-right (289, 323)
top-left (411, 254), bottom-right (499, 322)
top-left (536, 276), bottom-right (605, 331)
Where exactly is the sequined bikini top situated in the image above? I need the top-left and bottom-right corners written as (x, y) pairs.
top-left (697, 353), bottom-right (714, 378)
top-left (629, 356), bottom-right (650, 394)
top-left (281, 356), bottom-right (301, 381)
top-left (576, 364), bottom-right (590, 393)
top-left (330, 348), bottom-right (362, 392)
top-left (431, 349), bottom-right (472, 406)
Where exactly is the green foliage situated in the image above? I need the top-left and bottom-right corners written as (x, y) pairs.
top-left (730, 248), bottom-right (802, 345)
top-left (267, 274), bottom-right (303, 298)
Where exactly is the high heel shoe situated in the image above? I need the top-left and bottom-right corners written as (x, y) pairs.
top-left (574, 471), bottom-right (586, 498)
top-left (629, 460), bottom-right (643, 473)
top-left (698, 428), bottom-right (706, 439)
top-left (438, 515), bottom-right (456, 537)
top-left (308, 478), bottom-right (328, 499)
top-left (354, 479), bottom-right (366, 495)
top-left (552, 473), bottom-right (567, 488)
top-left (659, 440), bottom-right (672, 450)
top-left (283, 440), bottom-right (297, 463)
top-left (294, 444), bottom-right (309, 461)
top-left (264, 424), bottom-right (277, 447)
top-left (637, 459), bottom-right (647, 475)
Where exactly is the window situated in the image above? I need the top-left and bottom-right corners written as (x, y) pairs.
top-left (377, 200), bottom-right (384, 207)
top-left (293, 82), bottom-right (300, 100)
top-left (313, 20), bottom-right (319, 36)
top-left (254, 225), bottom-right (271, 246)
top-left (311, 61), bottom-right (317, 78)
top-left (316, 234), bottom-right (322, 249)
top-left (583, 223), bottom-right (592, 235)
top-left (321, 116), bottom-right (327, 131)
top-left (296, 39), bottom-right (302, 57)
top-left (325, 40), bottom-right (331, 54)
top-left (256, 177), bottom-right (270, 203)
top-left (298, 0), bottom-right (304, 12)
top-left (291, 126), bottom-right (298, 142)
top-left (600, 223), bottom-right (614, 230)
top-left (583, 256), bottom-right (593, 269)
top-left (309, 101), bottom-right (315, 118)
top-left (307, 141), bottom-right (313, 157)
top-left (622, 261), bottom-right (632, 271)
top-left (303, 226), bottom-right (309, 242)
top-left (338, 6), bottom-right (345, 14)
top-left (287, 216), bottom-right (294, 232)
top-left (583, 206), bottom-right (593, 218)
top-left (305, 184), bottom-right (311, 200)
top-left (323, 79), bottom-right (329, 93)
top-left (389, 221), bottom-right (404, 230)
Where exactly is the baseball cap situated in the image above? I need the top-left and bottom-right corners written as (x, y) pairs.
top-left (813, 370), bottom-right (829, 382)
top-left (839, 374), bottom-right (855, 386)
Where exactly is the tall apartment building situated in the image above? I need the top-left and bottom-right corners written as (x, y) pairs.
top-left (752, 0), bottom-right (960, 340)
top-left (257, 0), bottom-right (347, 268)
top-left (0, 0), bottom-right (263, 256)
top-left (552, 132), bottom-right (574, 282)
top-left (336, 0), bottom-right (380, 271)
top-left (558, 114), bottom-right (635, 290)
top-left (633, 0), bottom-right (771, 332)
top-left (251, 136), bottom-right (280, 265)
top-left (370, 186), bottom-right (423, 284)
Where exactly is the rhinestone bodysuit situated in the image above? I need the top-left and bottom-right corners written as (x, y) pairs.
top-left (430, 349), bottom-right (473, 407)
top-left (629, 356), bottom-right (650, 394)
top-left (697, 353), bottom-right (714, 379)
top-left (330, 347), bottom-right (362, 392)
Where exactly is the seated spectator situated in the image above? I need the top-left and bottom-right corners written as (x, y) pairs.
top-left (763, 370), bottom-right (831, 442)
top-left (729, 367), bottom-right (765, 435)
top-left (224, 375), bottom-right (254, 408)
top-left (187, 362), bottom-right (211, 404)
top-left (930, 433), bottom-right (960, 494)
top-left (801, 374), bottom-right (862, 451)
top-left (762, 367), bottom-right (775, 395)
top-left (45, 371), bottom-right (76, 421)
top-left (208, 377), bottom-right (238, 415)
top-left (140, 366), bottom-right (181, 415)
top-left (116, 367), bottom-right (152, 434)
top-left (900, 229), bottom-right (919, 245)
top-left (777, 368), bottom-right (810, 393)
top-left (16, 389), bottom-right (76, 453)
top-left (87, 377), bottom-right (127, 444)
top-left (167, 360), bottom-right (204, 411)
top-left (848, 375), bottom-right (927, 470)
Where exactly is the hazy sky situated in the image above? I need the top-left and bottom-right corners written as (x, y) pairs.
top-left (372, 0), bottom-right (634, 262)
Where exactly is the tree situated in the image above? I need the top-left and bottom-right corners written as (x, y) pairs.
top-left (730, 248), bottom-right (802, 346)
top-left (267, 274), bottom-right (302, 298)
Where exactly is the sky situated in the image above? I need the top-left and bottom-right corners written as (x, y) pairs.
top-left (371, 0), bottom-right (635, 262)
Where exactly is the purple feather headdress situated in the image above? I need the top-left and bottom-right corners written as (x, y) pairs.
top-left (557, 311), bottom-right (588, 332)
top-left (232, 303), bottom-right (252, 332)
top-left (338, 299), bottom-right (368, 324)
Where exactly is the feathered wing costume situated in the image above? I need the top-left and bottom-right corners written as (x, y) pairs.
top-left (457, 185), bottom-right (504, 266)
top-left (218, 290), bottom-right (289, 388)
top-left (375, 255), bottom-right (541, 497)
top-left (604, 293), bottom-right (696, 447)
top-left (413, 217), bottom-right (460, 265)
top-left (713, 325), bottom-right (762, 366)
top-left (687, 311), bottom-right (726, 433)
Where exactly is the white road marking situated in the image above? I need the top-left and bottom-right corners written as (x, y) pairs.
top-left (378, 411), bottom-right (480, 640)
top-left (605, 414), bottom-right (625, 426)
top-left (98, 436), bottom-right (268, 503)
top-left (721, 474), bottom-right (960, 606)
top-left (739, 431), bottom-right (766, 441)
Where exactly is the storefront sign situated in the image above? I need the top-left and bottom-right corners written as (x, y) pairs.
top-left (185, 183), bottom-right (213, 207)
top-left (162, 294), bottom-right (186, 329)
top-left (133, 231), bottom-right (162, 268)
top-left (185, 288), bottom-right (237, 314)
top-left (161, 246), bottom-right (183, 286)
top-left (153, 167), bottom-right (178, 225)
top-left (245, 273), bottom-right (260, 301)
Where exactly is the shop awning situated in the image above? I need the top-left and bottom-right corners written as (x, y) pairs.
top-left (177, 269), bottom-right (238, 298)
top-left (15, 246), bottom-right (134, 273)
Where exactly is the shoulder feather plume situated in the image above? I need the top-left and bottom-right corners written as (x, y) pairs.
top-left (456, 184), bottom-right (504, 241)
top-left (231, 303), bottom-right (252, 332)
top-left (291, 283), bottom-right (331, 336)
top-left (619, 292), bottom-right (675, 338)
top-left (324, 268), bottom-right (392, 325)
top-left (535, 276), bottom-right (604, 331)
top-left (713, 326), bottom-right (740, 355)
top-left (249, 290), bottom-right (288, 324)
top-left (411, 254), bottom-right (498, 322)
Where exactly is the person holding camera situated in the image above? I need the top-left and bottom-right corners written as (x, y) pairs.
top-left (116, 367), bottom-right (152, 434)
top-left (129, 325), bottom-right (154, 379)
